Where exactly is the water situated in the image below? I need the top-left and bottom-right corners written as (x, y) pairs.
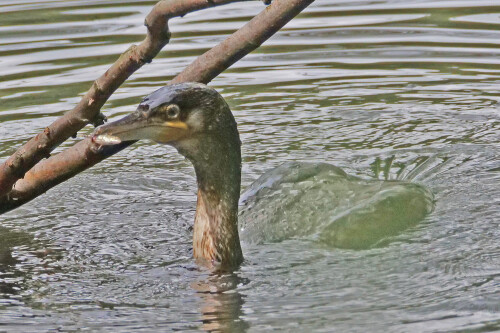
top-left (0, 0), bottom-right (499, 331)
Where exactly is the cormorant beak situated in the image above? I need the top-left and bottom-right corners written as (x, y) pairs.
top-left (92, 110), bottom-right (189, 145)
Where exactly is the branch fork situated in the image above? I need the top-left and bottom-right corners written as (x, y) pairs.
top-left (0, 0), bottom-right (315, 214)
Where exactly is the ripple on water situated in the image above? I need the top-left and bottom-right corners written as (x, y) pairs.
top-left (0, 0), bottom-right (499, 331)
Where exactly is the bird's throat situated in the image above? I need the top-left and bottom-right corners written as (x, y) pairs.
top-left (193, 188), bottom-right (243, 269)
top-left (186, 135), bottom-right (243, 270)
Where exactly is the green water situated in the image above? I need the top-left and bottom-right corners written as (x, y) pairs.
top-left (0, 0), bottom-right (499, 331)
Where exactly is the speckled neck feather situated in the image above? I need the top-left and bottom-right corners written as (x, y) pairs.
top-left (191, 134), bottom-right (243, 269)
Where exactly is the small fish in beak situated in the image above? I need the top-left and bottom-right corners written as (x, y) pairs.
top-left (92, 133), bottom-right (122, 146)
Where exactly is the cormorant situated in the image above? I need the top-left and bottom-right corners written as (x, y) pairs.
top-left (94, 83), bottom-right (433, 271)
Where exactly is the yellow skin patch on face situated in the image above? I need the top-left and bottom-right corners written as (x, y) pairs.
top-left (152, 121), bottom-right (189, 143)
top-left (164, 121), bottom-right (188, 130)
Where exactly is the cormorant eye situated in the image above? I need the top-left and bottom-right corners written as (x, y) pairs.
top-left (166, 104), bottom-right (180, 119)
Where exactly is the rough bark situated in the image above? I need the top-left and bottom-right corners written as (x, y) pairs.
top-left (0, 0), bottom-right (315, 214)
top-left (0, 140), bottom-right (133, 213)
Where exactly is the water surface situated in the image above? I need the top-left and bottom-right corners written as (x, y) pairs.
top-left (0, 0), bottom-right (499, 331)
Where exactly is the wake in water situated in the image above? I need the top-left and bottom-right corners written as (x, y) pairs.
top-left (239, 161), bottom-right (435, 249)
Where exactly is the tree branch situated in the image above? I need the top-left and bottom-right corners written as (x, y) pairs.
top-left (0, 0), bottom-right (315, 214)
top-left (0, 0), bottom-right (242, 196)
top-left (0, 139), bottom-right (133, 214)
top-left (171, 0), bottom-right (315, 84)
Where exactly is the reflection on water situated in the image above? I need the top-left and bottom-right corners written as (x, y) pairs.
top-left (0, 227), bottom-right (31, 298)
top-left (0, 0), bottom-right (499, 331)
top-left (193, 273), bottom-right (249, 332)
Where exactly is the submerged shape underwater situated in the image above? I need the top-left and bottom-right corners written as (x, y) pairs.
top-left (0, 0), bottom-right (499, 332)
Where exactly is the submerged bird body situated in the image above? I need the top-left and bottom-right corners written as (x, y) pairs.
top-left (238, 161), bottom-right (433, 249)
top-left (95, 83), bottom-right (433, 270)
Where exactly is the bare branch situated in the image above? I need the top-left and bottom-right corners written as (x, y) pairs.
top-left (0, 0), bottom-right (243, 196)
top-left (0, 0), bottom-right (315, 214)
top-left (0, 140), bottom-right (133, 213)
top-left (172, 0), bottom-right (315, 84)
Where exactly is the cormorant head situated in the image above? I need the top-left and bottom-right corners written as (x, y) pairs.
top-left (94, 83), bottom-right (244, 269)
top-left (93, 83), bottom-right (239, 154)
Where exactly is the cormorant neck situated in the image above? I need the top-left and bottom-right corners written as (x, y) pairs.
top-left (176, 133), bottom-right (243, 270)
